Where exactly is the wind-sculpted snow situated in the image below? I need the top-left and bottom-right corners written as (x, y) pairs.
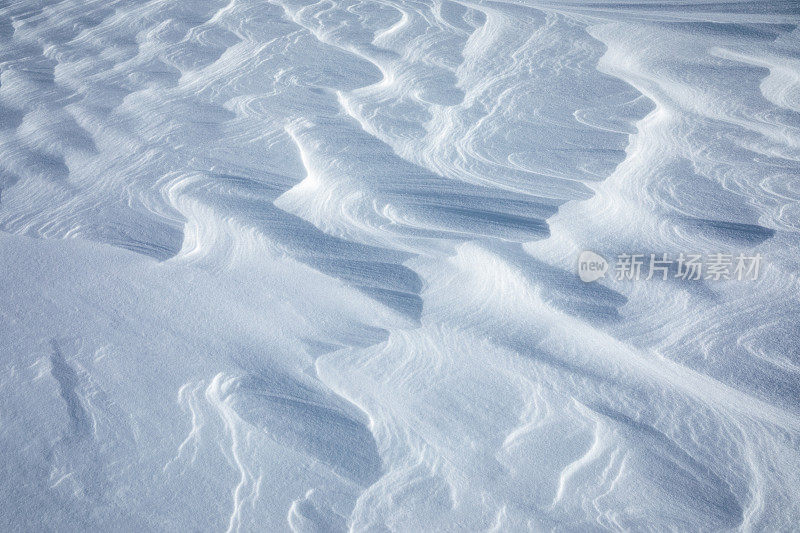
top-left (1, 0), bottom-right (799, 530)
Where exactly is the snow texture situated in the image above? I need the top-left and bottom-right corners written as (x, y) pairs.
top-left (1, 0), bottom-right (799, 530)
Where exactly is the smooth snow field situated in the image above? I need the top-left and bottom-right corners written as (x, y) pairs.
top-left (1, 0), bottom-right (799, 530)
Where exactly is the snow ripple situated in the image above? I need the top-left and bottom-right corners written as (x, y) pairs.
top-left (1, 0), bottom-right (799, 530)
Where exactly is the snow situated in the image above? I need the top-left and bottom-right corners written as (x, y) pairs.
top-left (1, 0), bottom-right (799, 530)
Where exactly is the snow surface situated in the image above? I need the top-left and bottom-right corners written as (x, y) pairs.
top-left (1, 0), bottom-right (799, 530)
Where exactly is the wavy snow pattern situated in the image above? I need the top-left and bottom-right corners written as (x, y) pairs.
top-left (0, 0), bottom-right (799, 530)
